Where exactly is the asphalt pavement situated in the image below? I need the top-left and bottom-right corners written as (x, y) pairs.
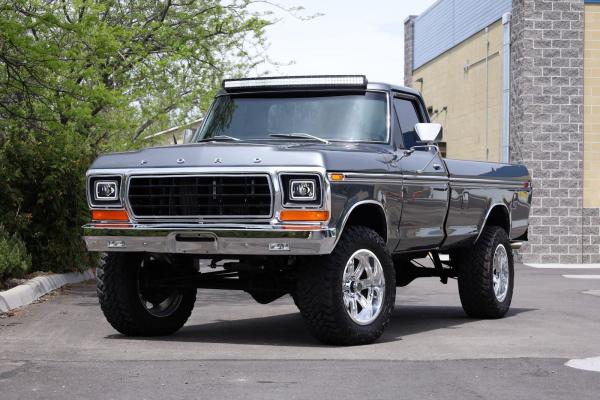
top-left (1, 263), bottom-right (599, 399)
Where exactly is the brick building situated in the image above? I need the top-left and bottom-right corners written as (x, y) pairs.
top-left (404, 0), bottom-right (600, 264)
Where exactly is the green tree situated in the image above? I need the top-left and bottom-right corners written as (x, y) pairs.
top-left (0, 0), bottom-right (301, 274)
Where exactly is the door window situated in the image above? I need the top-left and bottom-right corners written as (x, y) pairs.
top-left (393, 98), bottom-right (423, 149)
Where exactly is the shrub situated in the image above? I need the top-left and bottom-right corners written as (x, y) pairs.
top-left (0, 226), bottom-right (31, 281)
top-left (0, 1), bottom-right (292, 278)
top-left (0, 130), bottom-right (94, 274)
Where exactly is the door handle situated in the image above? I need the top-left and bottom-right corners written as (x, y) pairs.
top-left (461, 192), bottom-right (469, 209)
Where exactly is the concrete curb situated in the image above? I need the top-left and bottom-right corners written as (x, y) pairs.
top-left (0, 269), bottom-right (95, 313)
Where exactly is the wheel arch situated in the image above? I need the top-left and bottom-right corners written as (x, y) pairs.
top-left (336, 200), bottom-right (388, 245)
top-left (475, 203), bottom-right (511, 243)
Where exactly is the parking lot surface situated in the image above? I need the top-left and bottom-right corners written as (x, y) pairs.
top-left (1, 263), bottom-right (599, 399)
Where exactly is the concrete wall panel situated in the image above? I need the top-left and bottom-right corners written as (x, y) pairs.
top-left (412, 20), bottom-right (504, 162)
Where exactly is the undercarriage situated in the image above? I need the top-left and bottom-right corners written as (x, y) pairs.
top-left (139, 252), bottom-right (457, 296)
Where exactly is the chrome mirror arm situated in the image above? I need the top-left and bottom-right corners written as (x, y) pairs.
top-left (412, 145), bottom-right (441, 174)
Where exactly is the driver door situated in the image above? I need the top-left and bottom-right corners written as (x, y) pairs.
top-left (393, 96), bottom-right (449, 251)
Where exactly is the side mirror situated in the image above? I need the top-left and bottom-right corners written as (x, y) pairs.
top-left (415, 123), bottom-right (443, 144)
top-left (182, 129), bottom-right (194, 144)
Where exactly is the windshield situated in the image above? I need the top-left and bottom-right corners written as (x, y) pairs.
top-left (196, 92), bottom-right (388, 143)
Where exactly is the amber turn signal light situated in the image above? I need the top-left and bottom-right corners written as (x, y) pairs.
top-left (328, 173), bottom-right (345, 182)
top-left (279, 210), bottom-right (329, 222)
top-left (91, 209), bottom-right (130, 221)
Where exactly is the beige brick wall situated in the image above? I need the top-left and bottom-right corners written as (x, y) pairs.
top-left (584, 4), bottom-right (600, 208)
top-left (412, 20), bottom-right (504, 162)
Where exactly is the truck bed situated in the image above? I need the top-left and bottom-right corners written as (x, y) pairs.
top-left (442, 158), bottom-right (531, 248)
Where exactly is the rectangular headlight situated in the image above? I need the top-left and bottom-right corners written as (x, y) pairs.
top-left (280, 174), bottom-right (322, 207)
top-left (290, 180), bottom-right (316, 201)
top-left (95, 181), bottom-right (118, 200)
top-left (88, 176), bottom-right (122, 207)
top-left (223, 75), bottom-right (367, 91)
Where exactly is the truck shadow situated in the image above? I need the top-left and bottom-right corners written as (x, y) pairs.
top-left (106, 305), bottom-right (535, 347)
top-left (382, 305), bottom-right (534, 342)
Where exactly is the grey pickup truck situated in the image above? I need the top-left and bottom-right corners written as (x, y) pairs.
top-left (84, 75), bottom-right (531, 345)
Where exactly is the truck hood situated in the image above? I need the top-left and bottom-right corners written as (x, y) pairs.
top-left (88, 142), bottom-right (398, 173)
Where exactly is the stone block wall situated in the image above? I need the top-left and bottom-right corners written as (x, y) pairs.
top-left (510, 0), bottom-right (597, 263)
top-left (404, 16), bottom-right (417, 88)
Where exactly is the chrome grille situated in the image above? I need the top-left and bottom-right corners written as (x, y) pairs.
top-left (127, 175), bottom-right (272, 219)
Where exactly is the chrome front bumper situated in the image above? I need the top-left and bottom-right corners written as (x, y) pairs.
top-left (83, 223), bottom-right (337, 255)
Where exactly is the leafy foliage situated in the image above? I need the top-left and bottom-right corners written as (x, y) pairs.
top-left (0, 225), bottom-right (31, 280)
top-left (0, 0), bottom-right (293, 276)
top-left (0, 0), bottom-right (280, 143)
top-left (0, 129), bottom-right (94, 273)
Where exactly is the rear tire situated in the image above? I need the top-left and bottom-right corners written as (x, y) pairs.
top-left (454, 226), bottom-right (514, 319)
top-left (295, 226), bottom-right (396, 345)
top-left (97, 253), bottom-right (196, 336)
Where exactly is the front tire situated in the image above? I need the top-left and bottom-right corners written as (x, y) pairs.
top-left (454, 226), bottom-right (514, 319)
top-left (97, 253), bottom-right (196, 336)
top-left (295, 226), bottom-right (396, 345)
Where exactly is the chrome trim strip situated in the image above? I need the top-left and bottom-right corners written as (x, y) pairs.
top-left (475, 203), bottom-right (512, 243)
top-left (334, 200), bottom-right (387, 248)
top-left (87, 166), bottom-right (327, 176)
top-left (403, 174), bottom-right (449, 182)
top-left (332, 172), bottom-right (526, 187)
top-left (342, 172), bottom-right (402, 182)
top-left (341, 179), bottom-right (403, 184)
top-left (450, 177), bottom-right (527, 187)
top-left (85, 222), bottom-right (326, 230)
top-left (337, 172), bottom-right (449, 184)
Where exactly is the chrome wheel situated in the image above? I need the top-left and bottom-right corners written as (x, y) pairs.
top-left (492, 244), bottom-right (509, 302)
top-left (342, 249), bottom-right (386, 325)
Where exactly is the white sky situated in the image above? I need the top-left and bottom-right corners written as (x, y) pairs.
top-left (255, 0), bottom-right (438, 85)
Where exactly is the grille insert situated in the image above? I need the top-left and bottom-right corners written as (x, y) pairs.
top-left (127, 175), bottom-right (272, 218)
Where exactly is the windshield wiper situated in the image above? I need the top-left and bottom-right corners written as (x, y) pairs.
top-left (269, 132), bottom-right (330, 144)
top-left (197, 135), bottom-right (241, 143)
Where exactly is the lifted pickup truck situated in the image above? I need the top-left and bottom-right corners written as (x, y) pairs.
top-left (84, 76), bottom-right (531, 345)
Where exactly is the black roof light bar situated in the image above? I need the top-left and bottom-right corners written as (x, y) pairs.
top-left (222, 75), bottom-right (368, 92)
